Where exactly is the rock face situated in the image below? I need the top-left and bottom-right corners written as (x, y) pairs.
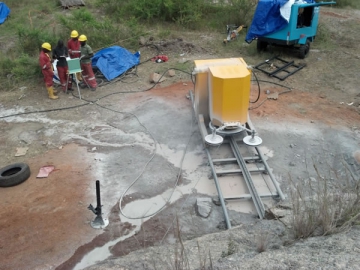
top-left (85, 221), bottom-right (360, 270)
top-left (59, 0), bottom-right (85, 8)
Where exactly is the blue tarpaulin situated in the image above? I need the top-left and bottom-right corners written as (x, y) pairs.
top-left (0, 2), bottom-right (10, 24)
top-left (91, 46), bottom-right (140, 81)
top-left (245, 0), bottom-right (314, 43)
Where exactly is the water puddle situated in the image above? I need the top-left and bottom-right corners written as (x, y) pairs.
top-left (66, 135), bottom-right (278, 269)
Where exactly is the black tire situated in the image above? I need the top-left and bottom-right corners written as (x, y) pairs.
top-left (257, 40), bottom-right (268, 52)
top-left (299, 41), bottom-right (310, 59)
top-left (0, 163), bottom-right (31, 187)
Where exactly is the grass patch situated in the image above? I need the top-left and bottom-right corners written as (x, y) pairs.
top-left (312, 23), bottom-right (337, 50)
top-left (335, 0), bottom-right (360, 9)
top-left (0, 0), bottom-right (357, 89)
top-left (221, 238), bottom-right (238, 258)
top-left (289, 160), bottom-right (360, 239)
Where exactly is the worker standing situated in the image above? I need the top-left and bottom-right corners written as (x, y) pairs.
top-left (79, 34), bottom-right (97, 91)
top-left (67, 30), bottom-right (82, 82)
top-left (52, 40), bottom-right (72, 92)
top-left (39, 42), bottom-right (58, 100)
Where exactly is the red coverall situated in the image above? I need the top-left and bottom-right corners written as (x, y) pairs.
top-left (67, 39), bottom-right (81, 59)
top-left (39, 51), bottom-right (53, 87)
top-left (80, 44), bottom-right (97, 89)
top-left (67, 38), bottom-right (82, 81)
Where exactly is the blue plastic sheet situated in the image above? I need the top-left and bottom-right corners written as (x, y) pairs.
top-left (245, 0), bottom-right (314, 43)
top-left (0, 2), bottom-right (10, 24)
top-left (91, 46), bottom-right (140, 81)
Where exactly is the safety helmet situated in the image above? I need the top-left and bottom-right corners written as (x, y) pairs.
top-left (71, 30), bottom-right (79, 38)
top-left (78, 35), bottom-right (87, 42)
top-left (41, 42), bottom-right (51, 51)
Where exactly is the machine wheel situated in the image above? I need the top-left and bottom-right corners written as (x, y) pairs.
top-left (299, 41), bottom-right (310, 59)
top-left (0, 163), bottom-right (31, 187)
top-left (257, 40), bottom-right (268, 52)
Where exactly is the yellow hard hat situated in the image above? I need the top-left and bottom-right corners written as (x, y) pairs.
top-left (78, 35), bottom-right (87, 42)
top-left (41, 42), bottom-right (51, 51)
top-left (71, 30), bottom-right (79, 38)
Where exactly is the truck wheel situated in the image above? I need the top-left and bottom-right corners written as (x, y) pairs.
top-left (257, 40), bottom-right (268, 52)
top-left (299, 41), bottom-right (310, 59)
top-left (0, 163), bottom-right (31, 187)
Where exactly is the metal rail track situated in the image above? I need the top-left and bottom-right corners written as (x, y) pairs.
top-left (206, 133), bottom-right (283, 229)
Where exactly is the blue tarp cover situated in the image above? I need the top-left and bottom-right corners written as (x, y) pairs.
top-left (245, 0), bottom-right (314, 43)
top-left (92, 46), bottom-right (140, 81)
top-left (0, 2), bottom-right (10, 24)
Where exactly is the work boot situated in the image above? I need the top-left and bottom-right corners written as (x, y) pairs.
top-left (76, 73), bottom-right (83, 82)
top-left (47, 86), bottom-right (59, 100)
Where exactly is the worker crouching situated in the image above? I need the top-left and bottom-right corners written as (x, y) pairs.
top-left (79, 35), bottom-right (97, 91)
top-left (39, 42), bottom-right (58, 100)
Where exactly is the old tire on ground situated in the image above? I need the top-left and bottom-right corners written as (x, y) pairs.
top-left (257, 40), bottom-right (268, 52)
top-left (299, 41), bottom-right (310, 59)
top-left (0, 163), bottom-right (31, 187)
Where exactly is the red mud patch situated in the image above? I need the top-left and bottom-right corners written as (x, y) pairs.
top-left (0, 144), bottom-right (99, 270)
top-left (321, 11), bottom-right (348, 19)
top-left (249, 85), bottom-right (360, 127)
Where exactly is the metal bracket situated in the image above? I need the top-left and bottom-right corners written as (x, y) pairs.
top-left (254, 56), bottom-right (305, 80)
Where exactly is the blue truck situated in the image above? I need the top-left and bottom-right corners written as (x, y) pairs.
top-left (246, 0), bottom-right (336, 58)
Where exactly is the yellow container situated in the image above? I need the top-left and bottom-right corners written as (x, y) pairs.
top-left (208, 63), bottom-right (251, 127)
top-left (193, 58), bottom-right (250, 126)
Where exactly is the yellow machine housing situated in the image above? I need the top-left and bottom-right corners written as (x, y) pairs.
top-left (193, 58), bottom-right (251, 127)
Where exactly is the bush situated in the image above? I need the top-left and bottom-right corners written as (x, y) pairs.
top-left (17, 27), bottom-right (57, 57)
top-left (334, 0), bottom-right (360, 9)
top-left (58, 9), bottom-right (144, 51)
top-left (289, 161), bottom-right (360, 239)
top-left (0, 53), bottom-right (39, 88)
top-left (96, 0), bottom-right (257, 30)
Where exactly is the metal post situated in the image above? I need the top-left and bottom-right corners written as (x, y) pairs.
top-left (88, 180), bottom-right (109, 229)
top-left (96, 180), bottom-right (101, 214)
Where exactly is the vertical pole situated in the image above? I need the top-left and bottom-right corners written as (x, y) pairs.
top-left (88, 180), bottom-right (109, 229)
top-left (95, 180), bottom-right (101, 215)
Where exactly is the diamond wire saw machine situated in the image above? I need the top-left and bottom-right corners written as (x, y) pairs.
top-left (189, 58), bottom-right (285, 229)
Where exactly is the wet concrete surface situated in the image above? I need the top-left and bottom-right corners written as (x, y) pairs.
top-left (0, 81), bottom-right (360, 270)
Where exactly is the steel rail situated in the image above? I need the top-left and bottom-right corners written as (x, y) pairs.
top-left (189, 90), bottom-right (232, 229)
top-left (205, 148), bottom-right (232, 229)
top-left (230, 136), bottom-right (266, 219)
top-left (254, 146), bottom-right (286, 200)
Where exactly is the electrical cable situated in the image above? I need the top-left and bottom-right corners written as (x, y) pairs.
top-left (248, 78), bottom-right (293, 110)
top-left (63, 67), bottom-right (196, 220)
top-left (0, 101), bottom-right (90, 119)
top-left (250, 70), bottom-right (261, 104)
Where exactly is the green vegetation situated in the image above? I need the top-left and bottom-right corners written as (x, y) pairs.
top-left (221, 239), bottom-right (237, 258)
top-left (289, 161), bottom-right (360, 239)
top-left (335, 0), bottom-right (360, 9)
top-left (0, 0), bottom-right (257, 89)
top-left (0, 0), bottom-right (358, 90)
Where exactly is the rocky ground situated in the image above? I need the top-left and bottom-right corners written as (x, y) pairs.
top-left (0, 6), bottom-right (360, 270)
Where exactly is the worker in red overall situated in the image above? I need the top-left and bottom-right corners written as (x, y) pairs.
top-left (39, 42), bottom-right (58, 100)
top-left (79, 35), bottom-right (97, 91)
top-left (67, 30), bottom-right (82, 82)
top-left (52, 40), bottom-right (72, 92)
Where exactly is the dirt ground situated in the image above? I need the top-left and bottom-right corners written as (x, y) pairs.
top-left (0, 7), bottom-right (360, 270)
